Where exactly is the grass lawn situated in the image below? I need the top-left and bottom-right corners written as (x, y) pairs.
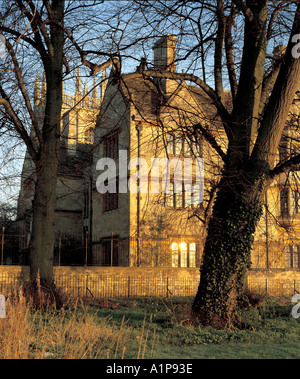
top-left (156, 342), bottom-right (300, 359)
top-left (84, 296), bottom-right (300, 359)
top-left (1, 294), bottom-right (300, 359)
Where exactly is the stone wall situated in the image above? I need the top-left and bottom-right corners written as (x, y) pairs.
top-left (0, 266), bottom-right (200, 280)
top-left (1, 266), bottom-right (300, 298)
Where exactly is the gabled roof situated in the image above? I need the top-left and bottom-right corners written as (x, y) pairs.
top-left (104, 73), bottom-right (231, 129)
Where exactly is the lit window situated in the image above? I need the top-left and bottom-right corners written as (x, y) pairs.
top-left (189, 243), bottom-right (196, 267)
top-left (180, 242), bottom-right (187, 267)
top-left (172, 243), bottom-right (179, 267)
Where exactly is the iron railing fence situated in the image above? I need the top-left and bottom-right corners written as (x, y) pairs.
top-left (0, 232), bottom-right (202, 268)
top-left (0, 231), bottom-right (298, 270)
top-left (0, 272), bottom-right (300, 299)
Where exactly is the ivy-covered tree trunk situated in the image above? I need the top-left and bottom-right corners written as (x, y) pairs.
top-left (192, 167), bottom-right (264, 326)
top-left (192, 2), bottom-right (300, 326)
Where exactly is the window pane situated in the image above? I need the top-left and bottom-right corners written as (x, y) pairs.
top-left (279, 144), bottom-right (287, 162)
top-left (166, 134), bottom-right (174, 155)
top-left (174, 182), bottom-right (182, 208)
top-left (291, 190), bottom-right (299, 215)
top-left (185, 184), bottom-right (192, 208)
top-left (286, 246), bottom-right (292, 268)
top-left (281, 189), bottom-right (289, 217)
top-left (291, 191), bottom-right (297, 215)
top-left (195, 142), bottom-right (202, 157)
top-left (189, 243), bottom-right (196, 267)
top-left (167, 182), bottom-right (174, 207)
top-left (175, 136), bottom-right (183, 155)
top-left (193, 184), bottom-right (201, 206)
top-left (181, 242), bottom-right (187, 267)
top-left (293, 245), bottom-right (299, 268)
top-left (172, 243), bottom-right (179, 267)
top-left (175, 192), bottom-right (183, 208)
top-left (184, 139), bottom-right (192, 156)
top-left (114, 135), bottom-right (119, 158)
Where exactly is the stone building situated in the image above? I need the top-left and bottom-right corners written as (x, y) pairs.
top-left (17, 68), bottom-right (105, 262)
top-left (91, 35), bottom-right (300, 269)
top-left (17, 35), bottom-right (300, 269)
top-left (91, 35), bottom-right (222, 267)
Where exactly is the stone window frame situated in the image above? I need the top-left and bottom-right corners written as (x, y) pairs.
top-left (286, 245), bottom-right (300, 268)
top-left (171, 241), bottom-right (197, 268)
top-left (103, 177), bottom-right (119, 213)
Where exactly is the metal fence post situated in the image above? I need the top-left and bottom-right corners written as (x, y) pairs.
top-left (166, 277), bottom-right (169, 298)
top-left (128, 276), bottom-right (130, 298)
top-left (111, 232), bottom-right (113, 267)
top-left (1, 227), bottom-right (5, 265)
top-left (58, 231), bottom-right (61, 267)
top-left (85, 231), bottom-right (88, 267)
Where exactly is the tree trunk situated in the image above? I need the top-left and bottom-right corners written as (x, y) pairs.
top-left (27, 82), bottom-right (63, 307)
top-left (192, 168), bottom-right (264, 327)
top-left (27, 146), bottom-right (61, 308)
top-left (27, 0), bottom-right (65, 308)
top-left (29, 149), bottom-right (59, 284)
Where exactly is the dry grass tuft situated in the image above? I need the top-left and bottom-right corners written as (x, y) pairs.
top-left (0, 288), bottom-right (157, 359)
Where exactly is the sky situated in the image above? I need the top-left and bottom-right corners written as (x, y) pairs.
top-left (0, 1), bottom-right (297, 209)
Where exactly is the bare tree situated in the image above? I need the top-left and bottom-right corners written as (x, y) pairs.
top-left (82, 0), bottom-right (300, 325)
top-left (0, 0), bottom-right (123, 305)
top-left (1, 0), bottom-right (300, 324)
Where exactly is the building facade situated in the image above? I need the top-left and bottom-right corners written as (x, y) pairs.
top-left (17, 36), bottom-right (300, 269)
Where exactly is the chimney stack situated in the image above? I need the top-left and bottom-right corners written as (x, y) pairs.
top-left (152, 35), bottom-right (178, 95)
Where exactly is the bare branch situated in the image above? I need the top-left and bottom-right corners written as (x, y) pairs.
top-left (5, 38), bottom-right (43, 146)
top-left (225, 3), bottom-right (238, 100)
top-left (0, 98), bottom-right (38, 162)
top-left (214, 0), bottom-right (225, 101)
top-left (269, 154), bottom-right (300, 180)
top-left (124, 70), bottom-right (231, 123)
top-left (232, 0), bottom-right (254, 22)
